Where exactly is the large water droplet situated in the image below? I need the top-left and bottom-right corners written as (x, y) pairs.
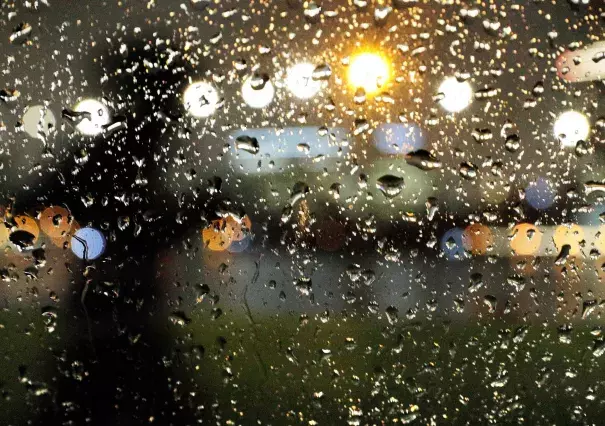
top-left (405, 150), bottom-right (442, 171)
top-left (376, 175), bottom-right (405, 198)
top-left (235, 135), bottom-right (260, 154)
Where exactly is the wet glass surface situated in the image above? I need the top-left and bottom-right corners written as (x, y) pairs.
top-left (0, 0), bottom-right (604, 424)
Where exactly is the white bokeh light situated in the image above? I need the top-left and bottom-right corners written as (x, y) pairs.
top-left (74, 99), bottom-right (110, 136)
top-left (183, 81), bottom-right (220, 118)
top-left (242, 76), bottom-right (275, 109)
top-left (286, 63), bottom-right (322, 99)
top-left (22, 105), bottom-right (56, 139)
top-left (554, 110), bottom-right (590, 148)
top-left (438, 77), bottom-right (473, 113)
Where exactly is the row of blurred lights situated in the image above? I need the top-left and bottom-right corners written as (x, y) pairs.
top-left (441, 222), bottom-right (602, 261)
top-left (200, 212), bottom-right (602, 263)
top-left (0, 207), bottom-right (105, 260)
top-left (179, 57), bottom-right (474, 116)
top-left (66, 53), bottom-right (592, 149)
top-left (2, 208), bottom-right (602, 267)
top-left (202, 216), bottom-right (252, 253)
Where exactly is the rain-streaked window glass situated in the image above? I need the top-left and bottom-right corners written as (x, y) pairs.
top-left (1, 1), bottom-right (604, 424)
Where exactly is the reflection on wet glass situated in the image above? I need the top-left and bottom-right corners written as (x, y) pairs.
top-left (0, 1), bottom-right (604, 424)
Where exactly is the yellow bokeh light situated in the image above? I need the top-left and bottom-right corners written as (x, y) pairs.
top-left (510, 223), bottom-right (542, 256)
top-left (347, 53), bottom-right (390, 94)
top-left (553, 224), bottom-right (584, 257)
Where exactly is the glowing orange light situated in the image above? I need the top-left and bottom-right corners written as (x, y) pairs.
top-left (595, 225), bottom-right (605, 254)
top-left (595, 256), bottom-right (605, 282)
top-left (50, 221), bottom-right (81, 249)
top-left (348, 52), bottom-right (390, 94)
top-left (225, 216), bottom-right (252, 242)
top-left (510, 223), bottom-right (542, 256)
top-left (39, 206), bottom-right (74, 239)
top-left (202, 219), bottom-right (234, 252)
top-left (0, 223), bottom-right (8, 247)
top-left (13, 215), bottom-right (40, 243)
top-left (462, 223), bottom-right (493, 255)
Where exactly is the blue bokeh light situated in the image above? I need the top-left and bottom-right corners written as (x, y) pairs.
top-left (372, 123), bottom-right (426, 155)
top-left (440, 227), bottom-right (467, 260)
top-left (227, 235), bottom-right (251, 253)
top-left (71, 227), bottom-right (106, 260)
top-left (525, 177), bottom-right (556, 210)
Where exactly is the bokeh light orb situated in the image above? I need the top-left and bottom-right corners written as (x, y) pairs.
top-left (0, 222), bottom-right (9, 247)
top-left (13, 215), bottom-right (40, 242)
top-left (74, 99), bottom-right (110, 136)
top-left (39, 206), bottom-right (73, 239)
top-left (595, 225), bottom-right (605, 254)
top-left (525, 178), bottom-right (556, 210)
top-left (438, 77), bottom-right (473, 113)
top-left (183, 81), bottom-right (220, 118)
top-left (227, 236), bottom-right (251, 253)
top-left (225, 216), bottom-right (252, 242)
top-left (373, 123), bottom-right (426, 154)
top-left (241, 76), bottom-right (275, 109)
top-left (553, 224), bottom-right (584, 257)
top-left (462, 223), bottom-right (493, 255)
top-left (202, 219), bottom-right (233, 252)
top-left (286, 63), bottom-right (322, 99)
top-left (71, 227), bottom-right (106, 260)
top-left (51, 220), bottom-right (80, 249)
top-left (510, 223), bottom-right (542, 256)
top-left (22, 105), bottom-right (56, 139)
top-left (441, 227), bottom-right (467, 260)
top-left (554, 110), bottom-right (590, 148)
top-left (348, 53), bottom-right (390, 94)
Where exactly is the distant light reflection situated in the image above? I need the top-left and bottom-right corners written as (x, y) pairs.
top-left (202, 219), bottom-right (233, 252)
top-left (39, 206), bottom-right (73, 238)
top-left (71, 227), bottom-right (106, 260)
top-left (183, 81), bottom-right (220, 118)
top-left (228, 126), bottom-right (348, 174)
top-left (242, 76), bottom-right (275, 109)
top-left (554, 110), bottom-right (590, 148)
top-left (22, 105), bottom-right (56, 139)
top-left (553, 224), bottom-right (584, 257)
top-left (74, 99), bottom-right (110, 136)
top-left (286, 63), bottom-right (322, 99)
top-left (525, 178), bottom-right (556, 210)
top-left (462, 224), bottom-right (493, 255)
top-left (510, 223), bottom-right (542, 256)
top-left (348, 53), bottom-right (390, 94)
top-left (441, 227), bottom-right (467, 260)
top-left (438, 77), bottom-right (472, 113)
top-left (13, 215), bottom-right (40, 243)
top-left (372, 123), bottom-right (426, 154)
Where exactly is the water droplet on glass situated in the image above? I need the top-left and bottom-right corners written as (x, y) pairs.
top-left (505, 134), bottom-right (520, 152)
top-left (9, 22), bottom-right (32, 44)
top-left (353, 119), bottom-right (369, 135)
top-left (169, 311), bottom-right (191, 327)
top-left (459, 162), bottom-right (478, 180)
top-left (405, 150), bottom-right (442, 171)
top-left (235, 135), bottom-right (260, 154)
top-left (312, 64), bottom-right (332, 81)
top-left (376, 175), bottom-right (405, 198)
top-left (303, 1), bottom-right (322, 20)
top-left (9, 230), bottom-right (35, 251)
